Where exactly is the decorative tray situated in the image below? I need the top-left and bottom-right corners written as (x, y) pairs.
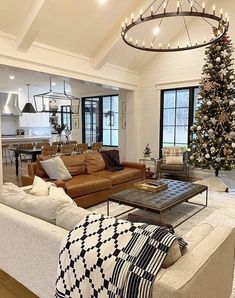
top-left (134, 180), bottom-right (168, 192)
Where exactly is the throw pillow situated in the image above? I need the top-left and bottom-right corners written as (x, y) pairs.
top-left (85, 152), bottom-right (105, 174)
top-left (28, 175), bottom-right (52, 196)
top-left (40, 156), bottom-right (72, 180)
top-left (162, 147), bottom-right (185, 164)
top-left (56, 204), bottom-right (91, 230)
top-left (0, 183), bottom-right (74, 224)
top-left (165, 156), bottom-right (183, 165)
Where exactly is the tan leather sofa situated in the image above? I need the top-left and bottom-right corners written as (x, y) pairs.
top-left (21, 151), bottom-right (145, 208)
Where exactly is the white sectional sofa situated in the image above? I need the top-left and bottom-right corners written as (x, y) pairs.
top-left (0, 201), bottom-right (234, 298)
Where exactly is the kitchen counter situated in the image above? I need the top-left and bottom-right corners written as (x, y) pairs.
top-left (2, 135), bottom-right (52, 144)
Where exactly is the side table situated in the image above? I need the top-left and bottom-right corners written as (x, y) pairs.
top-left (139, 157), bottom-right (158, 179)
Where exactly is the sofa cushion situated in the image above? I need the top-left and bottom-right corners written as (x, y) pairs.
top-left (61, 154), bottom-right (86, 176)
top-left (40, 156), bottom-right (72, 180)
top-left (65, 175), bottom-right (112, 198)
top-left (0, 183), bottom-right (74, 224)
top-left (29, 175), bottom-right (52, 196)
top-left (92, 167), bottom-right (142, 185)
top-left (85, 152), bottom-right (105, 174)
top-left (56, 204), bottom-right (91, 230)
top-left (159, 164), bottom-right (184, 171)
top-left (165, 156), bottom-right (183, 165)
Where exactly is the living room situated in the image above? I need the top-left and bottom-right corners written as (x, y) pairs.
top-left (0, 0), bottom-right (235, 297)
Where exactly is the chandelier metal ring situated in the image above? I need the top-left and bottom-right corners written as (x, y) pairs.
top-left (121, 4), bottom-right (229, 52)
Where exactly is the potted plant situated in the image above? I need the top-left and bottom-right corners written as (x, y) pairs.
top-left (143, 144), bottom-right (151, 157)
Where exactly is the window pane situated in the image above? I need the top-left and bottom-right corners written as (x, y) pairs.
top-left (103, 97), bottom-right (111, 112)
top-left (103, 130), bottom-right (110, 146)
top-left (163, 126), bottom-right (175, 143)
top-left (176, 108), bottom-right (189, 125)
top-left (176, 90), bottom-right (189, 107)
top-left (112, 96), bottom-right (119, 113)
top-left (111, 130), bottom-right (118, 146)
top-left (175, 126), bottom-right (188, 144)
top-left (164, 91), bottom-right (175, 108)
top-left (163, 109), bottom-right (175, 125)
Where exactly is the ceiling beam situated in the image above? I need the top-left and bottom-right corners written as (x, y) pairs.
top-left (16, 0), bottom-right (48, 52)
top-left (92, 0), bottom-right (150, 70)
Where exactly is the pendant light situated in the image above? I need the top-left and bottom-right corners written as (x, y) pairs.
top-left (22, 83), bottom-right (36, 113)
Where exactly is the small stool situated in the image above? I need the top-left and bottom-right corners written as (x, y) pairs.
top-left (2, 144), bottom-right (13, 164)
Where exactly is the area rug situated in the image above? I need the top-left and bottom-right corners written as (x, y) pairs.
top-left (89, 190), bottom-right (235, 297)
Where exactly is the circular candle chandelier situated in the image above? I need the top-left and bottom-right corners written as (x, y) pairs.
top-left (121, 0), bottom-right (229, 52)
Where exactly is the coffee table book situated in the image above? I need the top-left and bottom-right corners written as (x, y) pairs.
top-left (134, 180), bottom-right (168, 192)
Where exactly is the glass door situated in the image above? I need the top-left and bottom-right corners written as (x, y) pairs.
top-left (83, 97), bottom-right (101, 146)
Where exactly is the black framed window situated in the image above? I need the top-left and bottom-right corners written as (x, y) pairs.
top-left (160, 87), bottom-right (199, 153)
top-left (61, 105), bottom-right (72, 130)
top-left (82, 95), bottom-right (119, 147)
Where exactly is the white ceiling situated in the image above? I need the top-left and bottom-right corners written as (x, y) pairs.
top-left (0, 0), bottom-right (233, 75)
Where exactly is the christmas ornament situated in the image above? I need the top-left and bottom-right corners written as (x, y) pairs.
top-left (229, 100), bottom-right (234, 106)
top-left (211, 118), bottom-right (217, 125)
top-left (210, 147), bottom-right (216, 153)
top-left (208, 129), bottom-right (214, 136)
top-left (229, 131), bottom-right (235, 138)
top-left (216, 157), bottom-right (221, 162)
top-left (205, 154), bottom-right (210, 159)
top-left (207, 101), bottom-right (212, 106)
top-left (203, 143), bottom-right (207, 148)
top-left (208, 63), bottom-right (213, 69)
top-left (197, 126), bottom-right (202, 131)
top-left (203, 115), bottom-right (208, 120)
top-left (232, 143), bottom-right (235, 148)
top-left (190, 155), bottom-right (194, 160)
top-left (229, 75), bottom-right (234, 80)
top-left (216, 57), bottom-right (221, 62)
top-left (218, 112), bottom-right (229, 123)
top-left (216, 46), bottom-right (221, 51)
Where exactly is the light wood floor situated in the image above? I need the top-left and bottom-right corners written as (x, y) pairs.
top-left (3, 161), bottom-right (28, 186)
top-left (2, 162), bottom-right (37, 297)
top-left (0, 270), bottom-right (37, 298)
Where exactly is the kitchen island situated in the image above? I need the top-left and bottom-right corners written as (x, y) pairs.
top-left (1, 135), bottom-right (52, 145)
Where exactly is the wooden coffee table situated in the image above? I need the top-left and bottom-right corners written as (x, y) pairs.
top-left (107, 179), bottom-right (208, 227)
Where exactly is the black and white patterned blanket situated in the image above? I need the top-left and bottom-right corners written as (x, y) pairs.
top-left (56, 214), bottom-right (176, 298)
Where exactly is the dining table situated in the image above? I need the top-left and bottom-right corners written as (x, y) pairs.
top-left (9, 147), bottom-right (41, 176)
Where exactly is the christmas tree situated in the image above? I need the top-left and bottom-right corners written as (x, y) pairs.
top-left (189, 34), bottom-right (235, 177)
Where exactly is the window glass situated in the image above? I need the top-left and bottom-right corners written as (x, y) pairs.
top-left (176, 90), bottom-right (190, 107)
top-left (164, 91), bottom-right (175, 108)
top-left (83, 95), bottom-right (119, 147)
top-left (176, 108), bottom-right (189, 125)
top-left (161, 87), bottom-right (198, 152)
top-left (163, 109), bottom-right (175, 125)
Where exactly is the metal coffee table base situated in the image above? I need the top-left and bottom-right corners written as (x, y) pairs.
top-left (107, 187), bottom-right (208, 228)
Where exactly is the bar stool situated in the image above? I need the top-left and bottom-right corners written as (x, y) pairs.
top-left (2, 144), bottom-right (13, 164)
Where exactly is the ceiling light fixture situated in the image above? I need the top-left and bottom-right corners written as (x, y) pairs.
top-left (33, 78), bottom-right (80, 114)
top-left (9, 75), bottom-right (15, 80)
top-left (121, 0), bottom-right (229, 52)
top-left (22, 84), bottom-right (37, 113)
